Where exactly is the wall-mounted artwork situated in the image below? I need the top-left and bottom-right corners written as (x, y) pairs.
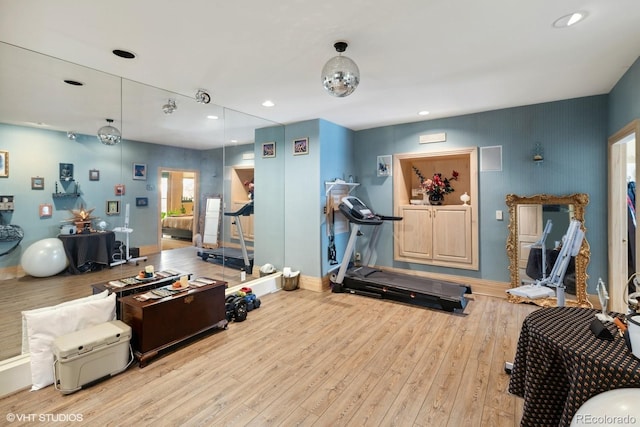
top-left (136, 197), bottom-right (148, 207)
top-left (106, 200), bottom-right (120, 215)
top-left (293, 137), bottom-right (309, 155)
top-left (262, 142), bottom-right (276, 158)
top-left (89, 169), bottom-right (100, 181)
top-left (377, 155), bottom-right (392, 177)
top-left (114, 184), bottom-right (125, 196)
top-left (31, 177), bottom-right (45, 190)
top-left (39, 203), bottom-right (52, 218)
top-left (0, 150), bottom-right (8, 177)
top-left (133, 163), bottom-right (147, 180)
top-left (59, 163), bottom-right (73, 181)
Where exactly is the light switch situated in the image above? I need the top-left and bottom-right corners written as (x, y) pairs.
top-left (496, 210), bottom-right (503, 221)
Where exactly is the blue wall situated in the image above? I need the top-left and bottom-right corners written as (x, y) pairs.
top-left (354, 96), bottom-right (609, 289)
top-left (609, 56), bottom-right (640, 134)
top-left (0, 123), bottom-right (222, 269)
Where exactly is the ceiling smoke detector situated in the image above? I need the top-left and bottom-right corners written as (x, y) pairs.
top-left (162, 98), bottom-right (177, 114)
top-left (195, 89), bottom-right (211, 104)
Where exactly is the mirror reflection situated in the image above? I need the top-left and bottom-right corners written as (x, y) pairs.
top-left (0, 42), bottom-right (283, 361)
top-left (505, 193), bottom-right (591, 308)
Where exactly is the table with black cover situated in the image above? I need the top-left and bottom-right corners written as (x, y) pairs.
top-left (509, 306), bottom-right (640, 427)
top-left (58, 231), bottom-right (115, 274)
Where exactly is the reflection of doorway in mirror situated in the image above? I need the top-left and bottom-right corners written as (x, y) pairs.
top-left (608, 120), bottom-right (638, 313)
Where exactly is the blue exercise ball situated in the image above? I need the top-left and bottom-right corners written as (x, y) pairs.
top-left (570, 388), bottom-right (640, 426)
top-left (20, 238), bottom-right (68, 277)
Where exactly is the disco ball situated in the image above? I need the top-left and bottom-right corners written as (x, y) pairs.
top-left (321, 42), bottom-right (360, 98)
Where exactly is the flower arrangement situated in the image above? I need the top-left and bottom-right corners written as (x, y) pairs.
top-left (412, 167), bottom-right (459, 203)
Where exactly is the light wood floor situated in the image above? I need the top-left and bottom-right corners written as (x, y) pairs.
top-left (0, 257), bottom-right (540, 426)
top-left (0, 247), bottom-right (244, 360)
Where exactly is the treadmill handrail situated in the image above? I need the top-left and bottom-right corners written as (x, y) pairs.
top-left (224, 201), bottom-right (254, 217)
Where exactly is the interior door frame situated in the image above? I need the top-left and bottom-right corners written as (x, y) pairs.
top-left (608, 119), bottom-right (640, 312)
top-left (157, 167), bottom-right (199, 251)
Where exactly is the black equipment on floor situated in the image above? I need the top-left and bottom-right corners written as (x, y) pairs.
top-left (198, 201), bottom-right (254, 272)
top-left (331, 196), bottom-right (472, 312)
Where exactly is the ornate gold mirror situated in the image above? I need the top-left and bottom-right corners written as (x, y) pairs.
top-left (506, 193), bottom-right (591, 307)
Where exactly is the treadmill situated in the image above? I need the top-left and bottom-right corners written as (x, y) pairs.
top-left (331, 196), bottom-right (472, 312)
top-left (198, 201), bottom-right (254, 272)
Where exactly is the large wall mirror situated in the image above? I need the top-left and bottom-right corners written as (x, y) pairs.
top-left (0, 42), bottom-right (284, 363)
top-left (505, 193), bottom-right (591, 307)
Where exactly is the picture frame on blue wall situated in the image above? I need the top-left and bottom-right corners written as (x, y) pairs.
top-left (262, 142), bottom-right (276, 158)
top-left (0, 150), bottom-right (8, 177)
top-left (59, 163), bottom-right (73, 181)
top-left (377, 155), bottom-right (392, 177)
top-left (293, 137), bottom-right (309, 155)
top-left (89, 169), bottom-right (100, 181)
top-left (31, 176), bottom-right (44, 190)
top-left (106, 200), bottom-right (120, 215)
top-left (136, 197), bottom-right (148, 207)
top-left (133, 163), bottom-right (147, 180)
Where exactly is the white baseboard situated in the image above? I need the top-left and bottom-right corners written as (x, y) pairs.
top-left (0, 353), bottom-right (31, 398)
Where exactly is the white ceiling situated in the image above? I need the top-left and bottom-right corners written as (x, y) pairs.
top-left (1, 0), bottom-right (639, 150)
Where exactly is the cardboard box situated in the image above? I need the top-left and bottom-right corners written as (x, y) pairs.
top-left (53, 320), bottom-right (132, 394)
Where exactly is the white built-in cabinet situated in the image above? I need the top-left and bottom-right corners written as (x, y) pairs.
top-left (393, 148), bottom-right (478, 270)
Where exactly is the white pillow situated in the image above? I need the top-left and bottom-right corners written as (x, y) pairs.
top-left (21, 290), bottom-right (109, 354)
top-left (23, 292), bottom-right (116, 390)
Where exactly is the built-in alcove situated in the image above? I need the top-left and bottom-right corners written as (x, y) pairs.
top-left (393, 147), bottom-right (478, 270)
top-left (230, 166), bottom-right (254, 241)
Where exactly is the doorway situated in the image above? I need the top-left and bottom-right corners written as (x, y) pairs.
top-left (608, 119), bottom-right (640, 312)
top-left (159, 168), bottom-right (199, 251)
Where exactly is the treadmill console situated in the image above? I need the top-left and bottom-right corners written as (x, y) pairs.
top-left (341, 196), bottom-right (375, 220)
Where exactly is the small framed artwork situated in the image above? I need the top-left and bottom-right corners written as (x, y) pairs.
top-left (39, 203), bottom-right (52, 218)
top-left (59, 163), bottom-right (74, 181)
top-left (89, 169), bottom-right (100, 181)
top-left (115, 184), bottom-right (125, 196)
top-left (0, 150), bottom-right (8, 177)
top-left (262, 142), bottom-right (276, 158)
top-left (377, 155), bottom-right (392, 177)
top-left (293, 137), bottom-right (309, 155)
top-left (136, 197), bottom-right (149, 207)
top-left (31, 177), bottom-right (45, 190)
top-left (106, 200), bottom-right (120, 215)
top-left (133, 163), bottom-right (147, 180)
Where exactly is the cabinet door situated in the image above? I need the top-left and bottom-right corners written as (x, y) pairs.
top-left (397, 206), bottom-right (432, 259)
top-left (432, 206), bottom-right (472, 264)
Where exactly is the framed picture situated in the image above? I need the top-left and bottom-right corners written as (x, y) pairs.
top-left (106, 200), bottom-right (120, 215)
top-left (133, 163), bottom-right (147, 180)
top-left (89, 169), bottom-right (100, 181)
top-left (31, 176), bottom-right (45, 190)
top-left (39, 203), bottom-right (52, 218)
top-left (293, 137), bottom-right (309, 155)
top-left (377, 155), bottom-right (392, 177)
top-left (0, 150), bottom-right (8, 177)
top-left (136, 197), bottom-right (148, 207)
top-left (262, 142), bottom-right (276, 158)
top-left (59, 163), bottom-right (74, 181)
top-left (114, 184), bottom-right (125, 196)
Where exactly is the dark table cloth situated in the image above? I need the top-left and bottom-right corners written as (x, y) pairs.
top-left (509, 306), bottom-right (640, 427)
top-left (58, 231), bottom-right (115, 274)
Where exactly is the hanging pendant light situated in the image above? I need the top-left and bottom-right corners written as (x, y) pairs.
top-left (321, 41), bottom-right (360, 97)
top-left (97, 119), bottom-right (121, 145)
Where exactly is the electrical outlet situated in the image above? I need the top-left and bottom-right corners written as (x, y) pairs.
top-left (355, 252), bottom-right (361, 261)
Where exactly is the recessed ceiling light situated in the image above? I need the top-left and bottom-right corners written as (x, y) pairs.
top-left (418, 110), bottom-right (430, 116)
top-left (207, 115), bottom-right (219, 120)
top-left (230, 139), bottom-right (238, 143)
top-left (112, 49), bottom-right (136, 59)
top-left (63, 79), bottom-right (84, 86)
top-left (262, 100), bottom-right (275, 107)
top-left (553, 11), bottom-right (587, 28)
